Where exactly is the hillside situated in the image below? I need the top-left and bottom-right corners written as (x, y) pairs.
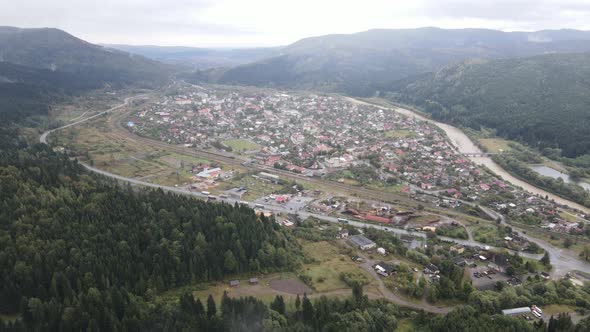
top-left (389, 53), bottom-right (590, 157)
top-left (0, 26), bottom-right (173, 87)
top-left (0, 27), bottom-right (176, 123)
top-left (191, 27), bottom-right (590, 95)
top-left (106, 44), bottom-right (282, 69)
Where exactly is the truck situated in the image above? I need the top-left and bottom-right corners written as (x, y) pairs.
top-left (337, 218), bottom-right (349, 224)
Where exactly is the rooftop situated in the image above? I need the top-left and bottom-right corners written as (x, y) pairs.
top-left (501, 307), bottom-right (531, 316)
top-left (348, 234), bottom-right (376, 247)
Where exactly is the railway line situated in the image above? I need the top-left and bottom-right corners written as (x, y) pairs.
top-left (105, 105), bottom-right (423, 209)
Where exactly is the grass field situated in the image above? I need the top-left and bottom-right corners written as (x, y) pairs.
top-left (223, 139), bottom-right (259, 152)
top-left (479, 138), bottom-right (513, 153)
top-left (52, 115), bottom-right (245, 187)
top-left (472, 223), bottom-right (506, 244)
top-left (542, 304), bottom-right (577, 315)
top-left (385, 130), bottom-right (415, 139)
top-left (299, 240), bottom-right (374, 293)
top-left (158, 273), bottom-right (308, 309)
top-left (395, 319), bottom-right (416, 332)
top-left (215, 174), bottom-right (285, 199)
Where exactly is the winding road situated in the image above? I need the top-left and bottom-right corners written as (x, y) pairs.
top-left (40, 93), bottom-right (590, 311)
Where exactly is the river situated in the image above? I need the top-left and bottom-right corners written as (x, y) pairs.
top-left (397, 106), bottom-right (590, 213)
top-left (348, 97), bottom-right (590, 214)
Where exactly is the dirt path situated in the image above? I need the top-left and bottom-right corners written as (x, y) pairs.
top-left (354, 251), bottom-right (452, 314)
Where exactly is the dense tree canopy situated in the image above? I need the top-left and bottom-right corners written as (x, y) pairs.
top-left (0, 129), bottom-right (301, 330)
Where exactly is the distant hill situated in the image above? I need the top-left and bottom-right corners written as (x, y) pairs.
top-left (105, 44), bottom-right (282, 69)
top-left (0, 26), bottom-right (174, 88)
top-left (389, 53), bottom-right (590, 157)
top-left (192, 28), bottom-right (590, 96)
top-left (0, 61), bottom-right (106, 123)
top-left (0, 27), bottom-right (176, 123)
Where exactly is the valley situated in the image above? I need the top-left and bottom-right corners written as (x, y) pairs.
top-left (4, 21), bottom-right (590, 331)
top-left (42, 83), bottom-right (590, 285)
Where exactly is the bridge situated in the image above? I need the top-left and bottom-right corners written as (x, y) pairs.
top-left (461, 152), bottom-right (503, 157)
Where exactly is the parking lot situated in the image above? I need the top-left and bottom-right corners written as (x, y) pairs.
top-left (470, 265), bottom-right (509, 290)
top-left (253, 195), bottom-right (315, 212)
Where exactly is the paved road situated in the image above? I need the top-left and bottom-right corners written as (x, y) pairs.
top-left (40, 95), bottom-right (145, 144)
top-left (347, 97), bottom-right (590, 214)
top-left (41, 94), bottom-right (590, 282)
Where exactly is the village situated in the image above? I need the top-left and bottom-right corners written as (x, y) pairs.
top-left (124, 84), bottom-right (590, 245)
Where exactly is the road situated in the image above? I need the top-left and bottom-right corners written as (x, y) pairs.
top-left (40, 95), bottom-right (145, 144)
top-left (41, 94), bottom-right (590, 282)
top-left (354, 250), bottom-right (451, 314)
top-left (347, 97), bottom-right (590, 214)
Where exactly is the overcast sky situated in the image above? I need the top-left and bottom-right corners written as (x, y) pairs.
top-left (2, 0), bottom-right (590, 47)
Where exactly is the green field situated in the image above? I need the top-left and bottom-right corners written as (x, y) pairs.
top-left (472, 223), bottom-right (507, 244)
top-left (299, 241), bottom-right (373, 293)
top-left (479, 138), bottom-right (513, 153)
top-left (223, 139), bottom-right (259, 152)
top-left (385, 130), bottom-right (414, 139)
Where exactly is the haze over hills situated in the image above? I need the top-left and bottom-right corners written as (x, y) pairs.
top-left (191, 27), bottom-right (590, 95)
top-left (105, 44), bottom-right (282, 69)
top-left (0, 26), bottom-right (175, 122)
top-left (0, 26), bottom-right (173, 87)
top-left (388, 53), bottom-right (590, 158)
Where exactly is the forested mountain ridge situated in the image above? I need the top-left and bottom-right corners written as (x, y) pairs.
top-left (189, 27), bottom-right (590, 95)
top-left (0, 27), bottom-right (176, 125)
top-left (0, 26), bottom-right (174, 87)
top-left (0, 128), bottom-right (302, 330)
top-left (388, 53), bottom-right (590, 157)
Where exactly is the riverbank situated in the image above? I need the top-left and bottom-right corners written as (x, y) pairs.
top-left (350, 97), bottom-right (590, 215)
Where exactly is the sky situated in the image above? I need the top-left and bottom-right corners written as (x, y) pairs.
top-left (1, 0), bottom-right (590, 47)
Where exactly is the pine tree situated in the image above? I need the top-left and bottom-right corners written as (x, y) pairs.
top-left (302, 293), bottom-right (313, 323)
top-left (541, 252), bottom-right (551, 266)
top-left (207, 295), bottom-right (217, 318)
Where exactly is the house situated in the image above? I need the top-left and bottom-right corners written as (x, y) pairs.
top-left (348, 235), bottom-right (377, 250)
top-left (492, 253), bottom-right (510, 272)
top-left (424, 263), bottom-right (440, 275)
top-left (422, 226), bottom-right (437, 232)
top-left (454, 257), bottom-right (472, 267)
top-left (337, 230), bottom-right (350, 239)
top-left (364, 215), bottom-right (391, 224)
top-left (374, 261), bottom-right (396, 276)
top-left (450, 245), bottom-right (465, 254)
top-left (249, 278), bottom-right (259, 285)
top-left (229, 280), bottom-right (240, 287)
top-left (197, 167), bottom-right (222, 180)
top-left (502, 307), bottom-right (531, 316)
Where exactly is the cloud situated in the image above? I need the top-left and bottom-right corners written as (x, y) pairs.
top-left (0, 0), bottom-right (589, 47)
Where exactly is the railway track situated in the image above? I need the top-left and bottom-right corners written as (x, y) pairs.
top-left (103, 106), bottom-right (422, 208)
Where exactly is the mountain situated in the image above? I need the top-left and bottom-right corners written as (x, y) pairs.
top-left (105, 44), bottom-right (282, 69)
top-left (193, 28), bottom-right (590, 96)
top-left (0, 27), bottom-right (176, 123)
top-left (0, 62), bottom-right (99, 123)
top-left (389, 53), bottom-right (590, 157)
top-left (0, 26), bottom-right (174, 87)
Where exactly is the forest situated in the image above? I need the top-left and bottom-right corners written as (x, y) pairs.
top-left (389, 53), bottom-right (590, 158)
top-left (0, 126), bottom-right (301, 330)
